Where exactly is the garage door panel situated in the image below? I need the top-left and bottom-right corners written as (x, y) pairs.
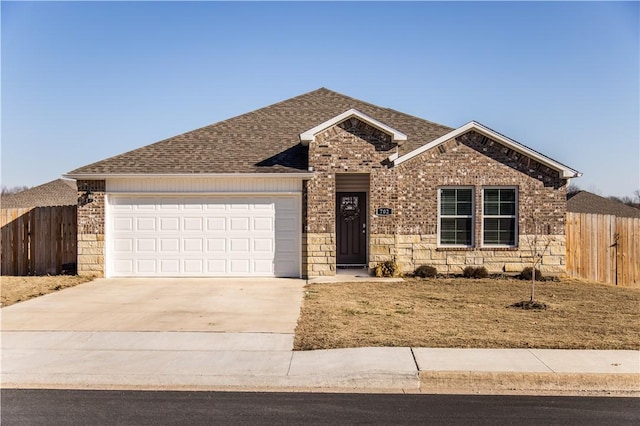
top-left (114, 238), bottom-right (133, 253)
top-left (109, 195), bottom-right (299, 277)
top-left (207, 217), bottom-right (225, 231)
top-left (136, 217), bottom-right (156, 231)
top-left (254, 259), bottom-right (274, 274)
top-left (184, 259), bottom-right (204, 274)
top-left (159, 259), bottom-right (179, 274)
top-left (114, 259), bottom-right (133, 274)
top-left (183, 238), bottom-right (203, 252)
top-left (253, 217), bottom-right (273, 231)
top-left (207, 259), bottom-right (226, 274)
top-left (229, 217), bottom-right (249, 231)
top-left (160, 217), bottom-right (179, 231)
top-left (183, 217), bottom-right (203, 231)
top-left (230, 238), bottom-right (250, 253)
top-left (207, 238), bottom-right (226, 252)
top-left (253, 238), bottom-right (273, 252)
top-left (137, 238), bottom-right (156, 252)
top-left (138, 259), bottom-right (158, 274)
top-left (113, 217), bottom-right (133, 232)
top-left (229, 259), bottom-right (250, 274)
top-left (159, 238), bottom-right (180, 253)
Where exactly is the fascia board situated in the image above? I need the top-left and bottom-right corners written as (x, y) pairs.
top-left (393, 121), bottom-right (581, 178)
top-left (64, 172), bottom-right (315, 180)
top-left (299, 108), bottom-right (407, 145)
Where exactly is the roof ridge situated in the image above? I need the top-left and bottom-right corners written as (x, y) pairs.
top-left (313, 88), bottom-right (455, 131)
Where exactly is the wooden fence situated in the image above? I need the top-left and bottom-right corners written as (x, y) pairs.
top-left (0, 206), bottom-right (77, 276)
top-left (566, 212), bottom-right (640, 286)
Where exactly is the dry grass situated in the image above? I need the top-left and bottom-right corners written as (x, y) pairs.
top-left (294, 278), bottom-right (640, 350)
top-left (1, 275), bottom-right (93, 307)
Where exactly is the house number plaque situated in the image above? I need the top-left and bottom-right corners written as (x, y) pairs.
top-left (376, 208), bottom-right (393, 216)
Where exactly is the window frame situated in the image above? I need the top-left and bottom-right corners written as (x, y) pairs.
top-left (481, 186), bottom-right (518, 248)
top-left (437, 186), bottom-right (475, 248)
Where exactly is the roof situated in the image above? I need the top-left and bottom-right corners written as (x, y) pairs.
top-left (567, 191), bottom-right (640, 218)
top-left (66, 88), bottom-right (453, 176)
top-left (66, 88), bottom-right (579, 179)
top-left (1, 179), bottom-right (77, 209)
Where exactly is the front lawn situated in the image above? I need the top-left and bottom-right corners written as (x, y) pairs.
top-left (294, 278), bottom-right (640, 350)
top-left (0, 275), bottom-right (93, 307)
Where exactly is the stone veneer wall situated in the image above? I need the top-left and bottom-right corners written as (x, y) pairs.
top-left (77, 180), bottom-right (106, 277)
top-left (303, 122), bottom-right (569, 278)
top-left (369, 234), bottom-right (566, 275)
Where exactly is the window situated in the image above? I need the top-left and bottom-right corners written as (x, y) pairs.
top-left (483, 188), bottom-right (517, 246)
top-left (439, 188), bottom-right (473, 246)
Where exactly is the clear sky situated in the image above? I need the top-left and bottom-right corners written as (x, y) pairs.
top-left (2, 1), bottom-right (638, 197)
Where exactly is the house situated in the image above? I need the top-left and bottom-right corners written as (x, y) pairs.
top-left (567, 191), bottom-right (640, 219)
top-left (65, 88), bottom-right (581, 278)
top-left (1, 179), bottom-right (77, 209)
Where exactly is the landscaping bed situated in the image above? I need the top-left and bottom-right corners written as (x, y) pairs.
top-left (294, 278), bottom-right (640, 350)
top-left (1, 275), bottom-right (93, 307)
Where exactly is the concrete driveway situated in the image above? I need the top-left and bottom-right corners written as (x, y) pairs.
top-left (0, 278), bottom-right (306, 333)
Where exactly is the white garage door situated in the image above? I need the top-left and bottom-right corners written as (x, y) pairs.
top-left (107, 196), bottom-right (300, 277)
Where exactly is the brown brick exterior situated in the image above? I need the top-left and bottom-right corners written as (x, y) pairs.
top-left (77, 180), bottom-right (105, 277)
top-left (303, 122), bottom-right (568, 278)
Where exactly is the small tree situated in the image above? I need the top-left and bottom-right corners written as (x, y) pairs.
top-left (524, 216), bottom-right (552, 302)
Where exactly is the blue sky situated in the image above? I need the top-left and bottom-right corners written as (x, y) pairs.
top-left (2, 1), bottom-right (638, 197)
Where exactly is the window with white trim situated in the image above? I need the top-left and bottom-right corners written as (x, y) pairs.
top-left (483, 188), bottom-right (517, 246)
top-left (439, 188), bottom-right (473, 246)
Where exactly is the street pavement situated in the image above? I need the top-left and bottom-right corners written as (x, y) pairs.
top-left (1, 278), bottom-right (638, 395)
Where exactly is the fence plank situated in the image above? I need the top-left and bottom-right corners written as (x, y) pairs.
top-left (566, 212), bottom-right (640, 286)
top-left (0, 206), bottom-right (77, 276)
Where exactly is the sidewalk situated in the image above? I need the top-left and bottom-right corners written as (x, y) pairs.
top-left (2, 330), bottom-right (638, 395)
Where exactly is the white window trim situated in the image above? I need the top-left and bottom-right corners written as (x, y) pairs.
top-left (481, 186), bottom-right (519, 248)
top-left (437, 186), bottom-right (475, 248)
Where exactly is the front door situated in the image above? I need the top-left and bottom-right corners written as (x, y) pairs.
top-left (336, 192), bottom-right (367, 265)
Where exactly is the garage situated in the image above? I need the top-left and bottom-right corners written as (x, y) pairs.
top-left (106, 195), bottom-right (300, 277)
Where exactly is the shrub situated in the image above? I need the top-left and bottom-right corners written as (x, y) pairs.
top-left (519, 267), bottom-right (543, 281)
top-left (414, 265), bottom-right (438, 278)
top-left (375, 259), bottom-right (400, 277)
top-left (462, 266), bottom-right (489, 279)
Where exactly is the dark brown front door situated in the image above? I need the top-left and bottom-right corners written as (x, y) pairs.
top-left (336, 192), bottom-right (367, 265)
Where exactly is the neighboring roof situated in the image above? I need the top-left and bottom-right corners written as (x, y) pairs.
top-left (1, 179), bottom-right (77, 209)
top-left (394, 121), bottom-right (581, 179)
top-left (567, 191), bottom-right (640, 218)
top-left (66, 88), bottom-right (453, 176)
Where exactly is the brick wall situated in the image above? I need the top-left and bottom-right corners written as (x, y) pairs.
top-left (304, 123), bottom-right (568, 278)
top-left (76, 179), bottom-right (105, 277)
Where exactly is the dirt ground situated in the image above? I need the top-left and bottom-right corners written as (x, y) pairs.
top-left (1, 275), bottom-right (93, 307)
top-left (294, 277), bottom-right (640, 351)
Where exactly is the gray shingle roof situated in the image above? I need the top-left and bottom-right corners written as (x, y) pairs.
top-left (567, 191), bottom-right (640, 218)
top-left (1, 179), bottom-right (77, 208)
top-left (67, 88), bottom-right (454, 175)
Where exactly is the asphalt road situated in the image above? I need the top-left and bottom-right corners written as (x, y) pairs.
top-left (2, 390), bottom-right (639, 425)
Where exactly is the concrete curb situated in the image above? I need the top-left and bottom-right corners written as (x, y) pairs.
top-left (419, 371), bottom-right (640, 397)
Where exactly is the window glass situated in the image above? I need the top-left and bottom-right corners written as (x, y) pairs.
top-left (440, 188), bottom-right (473, 246)
top-left (483, 188), bottom-right (517, 246)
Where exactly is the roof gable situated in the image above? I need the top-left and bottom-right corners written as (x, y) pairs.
top-left (299, 109), bottom-right (407, 145)
top-left (393, 121), bottom-right (581, 179)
